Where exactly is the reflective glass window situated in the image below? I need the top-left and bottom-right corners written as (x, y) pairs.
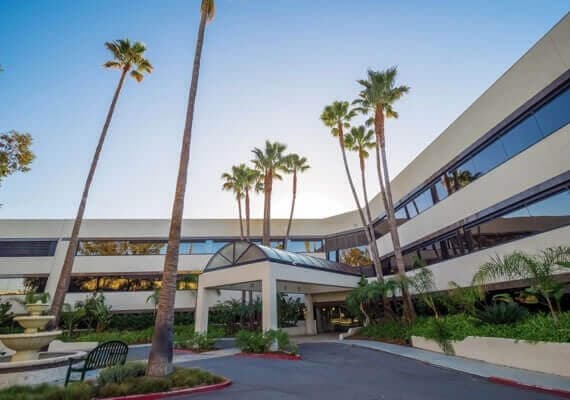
top-left (500, 116), bottom-right (543, 158)
top-left (470, 138), bottom-right (508, 175)
top-left (434, 179), bottom-right (449, 202)
top-left (414, 188), bottom-right (434, 213)
top-left (534, 87), bottom-right (570, 136)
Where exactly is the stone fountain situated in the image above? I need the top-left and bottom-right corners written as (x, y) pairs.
top-left (0, 302), bottom-right (62, 362)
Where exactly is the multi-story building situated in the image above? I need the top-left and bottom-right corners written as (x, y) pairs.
top-left (1, 14), bottom-right (569, 332)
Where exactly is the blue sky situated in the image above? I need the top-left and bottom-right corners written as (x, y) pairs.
top-left (0, 1), bottom-right (568, 220)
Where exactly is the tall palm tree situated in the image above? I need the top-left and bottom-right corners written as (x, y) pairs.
top-left (354, 67), bottom-right (415, 322)
top-left (344, 125), bottom-right (380, 264)
top-left (236, 164), bottom-right (260, 240)
top-left (50, 39), bottom-right (152, 327)
top-left (251, 141), bottom-right (288, 246)
top-left (320, 102), bottom-right (382, 276)
top-left (283, 154), bottom-right (310, 249)
top-left (147, 0), bottom-right (215, 377)
top-left (221, 166), bottom-right (245, 239)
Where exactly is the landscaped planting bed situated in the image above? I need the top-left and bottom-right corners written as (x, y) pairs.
top-left (357, 312), bottom-right (570, 344)
top-left (235, 329), bottom-right (300, 359)
top-left (0, 363), bottom-right (229, 400)
top-left (59, 324), bottom-right (226, 345)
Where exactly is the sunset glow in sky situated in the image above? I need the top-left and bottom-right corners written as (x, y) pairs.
top-left (1, 1), bottom-right (568, 219)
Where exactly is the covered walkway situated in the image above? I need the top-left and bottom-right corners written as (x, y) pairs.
top-left (194, 241), bottom-right (365, 335)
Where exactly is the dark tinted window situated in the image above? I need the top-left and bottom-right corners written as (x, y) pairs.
top-left (470, 138), bottom-right (507, 175)
top-left (0, 241), bottom-right (57, 257)
top-left (380, 185), bottom-right (570, 275)
top-left (500, 116), bottom-right (543, 158)
top-left (68, 275), bottom-right (198, 292)
top-left (535, 87), bottom-right (570, 136)
top-left (0, 277), bottom-right (48, 294)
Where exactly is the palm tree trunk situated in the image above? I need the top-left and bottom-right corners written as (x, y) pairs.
top-left (358, 155), bottom-right (383, 279)
top-left (284, 170), bottom-right (297, 249)
top-left (262, 172), bottom-right (272, 246)
top-left (374, 107), bottom-right (415, 322)
top-left (336, 127), bottom-right (381, 275)
top-left (49, 68), bottom-right (128, 328)
top-left (245, 190), bottom-right (251, 240)
top-left (237, 198), bottom-right (244, 240)
top-left (147, 9), bottom-right (208, 377)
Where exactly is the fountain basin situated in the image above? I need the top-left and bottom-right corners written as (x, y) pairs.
top-left (13, 315), bottom-right (54, 334)
top-left (0, 330), bottom-right (62, 361)
top-left (0, 351), bottom-right (85, 387)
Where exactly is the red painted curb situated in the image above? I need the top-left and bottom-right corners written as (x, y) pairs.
top-left (99, 379), bottom-right (232, 400)
top-left (237, 352), bottom-right (301, 361)
top-left (488, 377), bottom-right (570, 399)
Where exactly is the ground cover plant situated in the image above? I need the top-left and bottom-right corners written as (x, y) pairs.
top-left (0, 363), bottom-right (225, 400)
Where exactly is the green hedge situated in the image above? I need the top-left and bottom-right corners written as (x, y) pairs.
top-left (108, 312), bottom-right (194, 331)
top-left (61, 324), bottom-right (227, 345)
top-left (359, 312), bottom-right (570, 343)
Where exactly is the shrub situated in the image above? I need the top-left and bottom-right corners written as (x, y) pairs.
top-left (236, 330), bottom-right (272, 353)
top-left (169, 367), bottom-right (224, 387)
top-left (236, 329), bottom-right (297, 354)
top-left (266, 329), bottom-right (298, 354)
top-left (0, 382), bottom-right (92, 400)
top-left (358, 320), bottom-right (410, 342)
top-left (176, 332), bottom-right (215, 351)
top-left (473, 302), bottom-right (529, 325)
top-left (421, 319), bottom-right (455, 355)
top-left (97, 362), bottom-right (146, 386)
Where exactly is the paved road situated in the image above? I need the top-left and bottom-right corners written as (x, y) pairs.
top-left (175, 342), bottom-right (560, 400)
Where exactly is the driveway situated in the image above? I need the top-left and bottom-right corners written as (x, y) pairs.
top-left (176, 342), bottom-right (560, 400)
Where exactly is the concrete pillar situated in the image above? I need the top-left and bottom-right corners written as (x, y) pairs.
top-left (194, 287), bottom-right (210, 334)
top-left (304, 294), bottom-right (316, 335)
top-left (262, 277), bottom-right (278, 331)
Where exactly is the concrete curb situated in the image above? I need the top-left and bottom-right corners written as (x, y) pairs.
top-left (236, 352), bottom-right (301, 361)
top-left (487, 377), bottom-right (570, 399)
top-left (98, 378), bottom-right (232, 400)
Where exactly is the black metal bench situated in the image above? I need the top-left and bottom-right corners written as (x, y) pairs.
top-left (65, 340), bottom-right (129, 386)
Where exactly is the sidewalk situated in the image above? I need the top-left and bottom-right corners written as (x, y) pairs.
top-left (338, 339), bottom-right (570, 396)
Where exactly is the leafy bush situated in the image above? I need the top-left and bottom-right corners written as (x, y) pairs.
top-left (358, 320), bottom-right (410, 342)
top-left (421, 319), bottom-right (455, 355)
top-left (236, 330), bottom-right (272, 353)
top-left (61, 324), bottom-right (199, 345)
top-left (108, 312), bottom-right (195, 331)
top-left (176, 332), bottom-right (216, 351)
top-left (169, 367), bottom-right (224, 387)
top-left (0, 382), bottom-right (93, 400)
top-left (359, 312), bottom-right (570, 344)
top-left (236, 329), bottom-right (297, 354)
top-left (97, 362), bottom-right (146, 386)
top-left (473, 303), bottom-right (529, 325)
top-left (266, 329), bottom-right (298, 354)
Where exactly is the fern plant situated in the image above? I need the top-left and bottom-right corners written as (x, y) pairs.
top-left (473, 302), bottom-right (529, 325)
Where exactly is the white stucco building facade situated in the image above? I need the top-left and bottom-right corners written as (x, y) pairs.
top-left (0, 14), bottom-right (569, 332)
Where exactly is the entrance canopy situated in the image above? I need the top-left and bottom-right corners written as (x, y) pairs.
top-left (195, 241), bottom-right (370, 335)
top-left (204, 241), bottom-right (373, 277)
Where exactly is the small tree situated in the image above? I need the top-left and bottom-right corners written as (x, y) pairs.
top-left (409, 268), bottom-right (439, 319)
top-left (346, 278), bottom-right (388, 326)
top-left (0, 130), bottom-right (34, 187)
top-left (473, 246), bottom-right (570, 322)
